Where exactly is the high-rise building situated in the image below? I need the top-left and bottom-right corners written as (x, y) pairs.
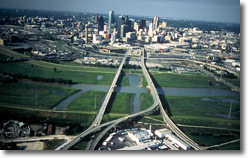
top-left (134, 22), bottom-right (139, 31)
top-left (85, 25), bottom-right (88, 44)
top-left (162, 21), bottom-right (167, 28)
top-left (98, 15), bottom-right (104, 31)
top-left (95, 15), bottom-right (99, 24)
top-left (111, 33), bottom-right (117, 43)
top-left (149, 22), bottom-right (153, 36)
top-left (140, 20), bottom-right (146, 29)
top-left (124, 16), bottom-right (131, 31)
top-left (153, 17), bottom-right (159, 31)
top-left (120, 24), bottom-right (129, 38)
top-left (117, 15), bottom-right (125, 37)
top-left (108, 11), bottom-right (115, 34)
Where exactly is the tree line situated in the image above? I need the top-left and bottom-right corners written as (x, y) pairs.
top-left (2, 72), bottom-right (73, 84)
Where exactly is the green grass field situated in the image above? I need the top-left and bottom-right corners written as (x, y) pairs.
top-left (67, 91), bottom-right (134, 114)
top-left (139, 93), bottom-right (240, 149)
top-left (165, 95), bottom-right (240, 130)
top-left (140, 93), bottom-right (154, 111)
top-left (148, 71), bottom-right (229, 88)
top-left (108, 92), bottom-right (134, 114)
top-left (67, 91), bottom-right (107, 112)
top-left (0, 82), bottom-right (78, 109)
top-left (0, 105), bottom-right (96, 128)
top-left (0, 46), bottom-right (240, 149)
top-left (0, 61), bottom-right (118, 85)
top-left (0, 47), bottom-right (133, 86)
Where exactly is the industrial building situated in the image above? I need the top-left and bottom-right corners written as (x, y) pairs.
top-left (166, 133), bottom-right (191, 150)
top-left (155, 128), bottom-right (191, 150)
top-left (98, 127), bottom-right (192, 150)
top-left (128, 130), bottom-right (151, 143)
top-left (155, 128), bottom-right (171, 138)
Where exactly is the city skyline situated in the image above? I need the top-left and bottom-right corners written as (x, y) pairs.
top-left (0, 1), bottom-right (241, 151)
top-left (0, 0), bottom-right (241, 24)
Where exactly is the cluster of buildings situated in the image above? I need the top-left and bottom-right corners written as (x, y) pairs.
top-left (100, 127), bottom-right (190, 150)
top-left (74, 56), bottom-right (121, 66)
top-left (106, 11), bottom-right (168, 44)
top-left (0, 9), bottom-right (240, 77)
top-left (0, 120), bottom-right (31, 138)
top-left (0, 9), bottom-right (240, 73)
top-left (0, 119), bottom-right (67, 139)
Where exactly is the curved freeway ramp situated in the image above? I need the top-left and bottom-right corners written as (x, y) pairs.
top-left (59, 49), bottom-right (204, 150)
top-left (89, 49), bottom-right (204, 150)
top-left (59, 50), bottom-right (128, 150)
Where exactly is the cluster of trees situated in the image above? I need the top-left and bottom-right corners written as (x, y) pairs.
top-left (5, 73), bottom-right (73, 84)
top-left (83, 63), bottom-right (142, 69)
top-left (123, 64), bottom-right (141, 69)
top-left (158, 67), bottom-right (172, 71)
top-left (203, 66), bottom-right (238, 79)
top-left (0, 57), bottom-right (29, 63)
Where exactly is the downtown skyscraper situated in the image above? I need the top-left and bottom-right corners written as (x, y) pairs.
top-left (108, 11), bottom-right (115, 34)
top-left (153, 16), bottom-right (159, 31)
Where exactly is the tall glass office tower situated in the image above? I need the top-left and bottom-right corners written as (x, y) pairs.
top-left (108, 11), bottom-right (115, 34)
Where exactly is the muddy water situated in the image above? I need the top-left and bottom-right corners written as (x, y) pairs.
top-left (57, 74), bottom-right (238, 112)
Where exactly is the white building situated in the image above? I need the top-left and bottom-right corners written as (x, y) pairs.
top-left (155, 128), bottom-right (171, 138)
top-left (111, 33), bottom-right (117, 43)
top-left (126, 32), bottom-right (137, 40)
top-left (128, 130), bottom-right (151, 144)
top-left (93, 34), bottom-right (102, 44)
top-left (152, 35), bottom-right (164, 43)
top-left (166, 133), bottom-right (191, 150)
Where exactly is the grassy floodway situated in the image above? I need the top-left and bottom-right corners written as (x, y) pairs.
top-left (0, 82), bottom-right (78, 109)
top-left (0, 46), bottom-right (240, 149)
top-left (67, 91), bottom-right (134, 114)
top-left (165, 95), bottom-right (240, 129)
top-left (165, 95), bottom-right (240, 148)
top-left (0, 46), bottom-right (130, 85)
top-left (148, 71), bottom-right (230, 88)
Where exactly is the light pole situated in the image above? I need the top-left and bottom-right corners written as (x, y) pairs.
top-left (95, 93), bottom-right (97, 109)
top-left (228, 102), bottom-right (232, 119)
top-left (36, 88), bottom-right (37, 105)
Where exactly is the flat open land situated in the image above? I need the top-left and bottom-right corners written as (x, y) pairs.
top-left (0, 47), bottom-right (126, 85)
top-left (0, 82), bottom-right (78, 109)
top-left (0, 46), bottom-right (240, 149)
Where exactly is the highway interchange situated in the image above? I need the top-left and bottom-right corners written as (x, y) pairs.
top-left (58, 48), bottom-right (204, 150)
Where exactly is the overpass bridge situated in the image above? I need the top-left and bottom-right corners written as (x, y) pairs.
top-left (59, 50), bottom-right (128, 150)
top-left (59, 48), bottom-right (204, 150)
top-left (88, 49), bottom-right (204, 150)
top-left (91, 50), bottom-right (128, 127)
top-left (193, 64), bottom-right (240, 92)
top-left (141, 49), bottom-right (204, 150)
top-left (89, 49), bottom-right (160, 150)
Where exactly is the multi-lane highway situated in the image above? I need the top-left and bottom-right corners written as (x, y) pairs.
top-left (193, 64), bottom-right (240, 92)
top-left (59, 49), bottom-right (128, 150)
top-left (59, 48), bottom-right (204, 150)
top-left (91, 50), bottom-right (128, 127)
top-left (88, 49), bottom-right (204, 150)
top-left (89, 49), bottom-right (160, 149)
top-left (141, 49), bottom-right (204, 150)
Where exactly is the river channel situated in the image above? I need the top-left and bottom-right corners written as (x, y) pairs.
top-left (64, 74), bottom-right (238, 113)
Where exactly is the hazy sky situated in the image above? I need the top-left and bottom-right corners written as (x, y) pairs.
top-left (0, 0), bottom-right (240, 23)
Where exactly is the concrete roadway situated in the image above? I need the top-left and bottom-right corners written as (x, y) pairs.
top-left (89, 49), bottom-right (204, 150)
top-left (59, 50), bottom-right (128, 150)
top-left (140, 49), bottom-right (204, 150)
top-left (91, 49), bottom-right (128, 127)
top-left (59, 48), bottom-right (204, 150)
